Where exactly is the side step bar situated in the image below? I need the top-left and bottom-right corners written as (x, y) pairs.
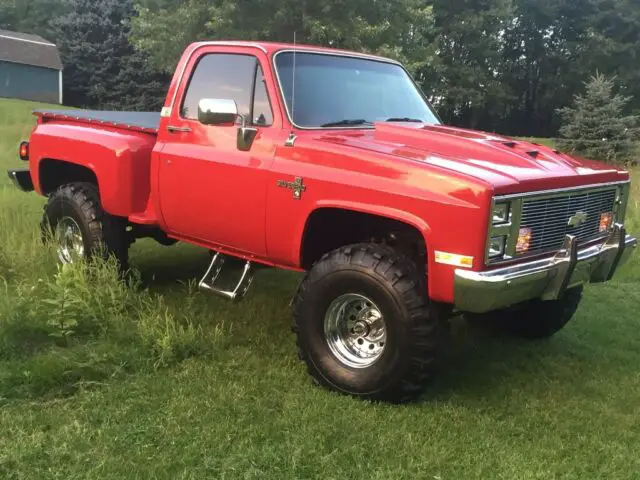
top-left (198, 252), bottom-right (254, 301)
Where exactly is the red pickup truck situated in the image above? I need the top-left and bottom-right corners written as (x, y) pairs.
top-left (8, 41), bottom-right (637, 402)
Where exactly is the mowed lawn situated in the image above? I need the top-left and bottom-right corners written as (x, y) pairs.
top-left (1, 97), bottom-right (640, 479)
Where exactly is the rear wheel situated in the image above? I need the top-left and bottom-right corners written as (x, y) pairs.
top-left (292, 243), bottom-right (449, 402)
top-left (41, 182), bottom-right (129, 268)
top-left (465, 286), bottom-right (583, 339)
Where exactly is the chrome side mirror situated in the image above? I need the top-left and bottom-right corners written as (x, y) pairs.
top-left (198, 98), bottom-right (238, 126)
top-left (197, 98), bottom-right (258, 152)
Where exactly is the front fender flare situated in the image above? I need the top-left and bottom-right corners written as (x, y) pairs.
top-left (295, 199), bottom-right (433, 264)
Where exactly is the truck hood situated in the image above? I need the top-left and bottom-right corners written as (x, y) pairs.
top-left (317, 122), bottom-right (629, 194)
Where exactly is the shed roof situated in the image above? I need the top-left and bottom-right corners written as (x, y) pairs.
top-left (0, 29), bottom-right (63, 70)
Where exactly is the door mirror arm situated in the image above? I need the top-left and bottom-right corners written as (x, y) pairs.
top-left (237, 115), bottom-right (258, 152)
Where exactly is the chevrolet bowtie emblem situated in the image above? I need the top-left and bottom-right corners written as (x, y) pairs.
top-left (277, 177), bottom-right (306, 200)
top-left (567, 211), bottom-right (588, 227)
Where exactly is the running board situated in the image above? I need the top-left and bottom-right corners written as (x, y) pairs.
top-left (198, 252), bottom-right (254, 301)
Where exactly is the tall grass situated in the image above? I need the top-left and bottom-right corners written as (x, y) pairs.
top-left (0, 194), bottom-right (225, 401)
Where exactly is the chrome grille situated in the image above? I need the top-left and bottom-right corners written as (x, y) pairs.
top-left (519, 188), bottom-right (617, 255)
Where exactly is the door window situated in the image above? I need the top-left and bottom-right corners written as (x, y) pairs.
top-left (181, 53), bottom-right (273, 126)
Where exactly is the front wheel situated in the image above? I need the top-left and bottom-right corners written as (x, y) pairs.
top-left (292, 244), bottom-right (449, 403)
top-left (465, 286), bottom-right (584, 339)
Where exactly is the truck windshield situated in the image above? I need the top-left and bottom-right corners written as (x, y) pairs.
top-left (275, 52), bottom-right (440, 128)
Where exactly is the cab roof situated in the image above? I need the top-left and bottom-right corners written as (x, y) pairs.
top-left (188, 40), bottom-right (400, 64)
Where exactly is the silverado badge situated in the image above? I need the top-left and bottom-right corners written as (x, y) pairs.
top-left (277, 177), bottom-right (306, 200)
top-left (567, 211), bottom-right (588, 228)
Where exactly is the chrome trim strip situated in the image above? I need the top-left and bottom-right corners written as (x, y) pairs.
top-left (271, 49), bottom-right (441, 131)
top-left (167, 42), bottom-right (269, 116)
top-left (495, 180), bottom-right (630, 201)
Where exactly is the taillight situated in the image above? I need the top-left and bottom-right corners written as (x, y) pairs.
top-left (19, 141), bottom-right (29, 161)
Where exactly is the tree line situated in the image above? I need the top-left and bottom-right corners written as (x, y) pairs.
top-left (2, 0), bottom-right (640, 139)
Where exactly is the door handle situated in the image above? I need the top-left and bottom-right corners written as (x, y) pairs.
top-left (167, 125), bottom-right (192, 133)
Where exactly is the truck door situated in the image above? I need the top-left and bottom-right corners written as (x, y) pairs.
top-left (157, 48), bottom-right (279, 256)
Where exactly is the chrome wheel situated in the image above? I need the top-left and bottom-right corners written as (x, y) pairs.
top-left (55, 216), bottom-right (85, 264)
top-left (324, 293), bottom-right (387, 368)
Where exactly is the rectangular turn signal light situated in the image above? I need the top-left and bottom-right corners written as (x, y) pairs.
top-left (599, 212), bottom-right (613, 233)
top-left (516, 227), bottom-right (532, 254)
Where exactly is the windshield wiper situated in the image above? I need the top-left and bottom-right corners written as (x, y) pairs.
top-left (320, 119), bottom-right (373, 127)
top-left (385, 117), bottom-right (424, 123)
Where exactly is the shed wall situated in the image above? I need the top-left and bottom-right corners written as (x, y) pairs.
top-left (0, 61), bottom-right (60, 104)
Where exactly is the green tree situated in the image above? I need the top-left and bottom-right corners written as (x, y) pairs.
top-left (582, 0), bottom-right (640, 116)
top-left (427, 0), bottom-right (513, 130)
top-left (128, 0), bottom-right (640, 138)
top-left (51, 0), bottom-right (168, 110)
top-left (499, 0), bottom-right (600, 136)
top-left (130, 0), bottom-right (433, 74)
top-left (557, 73), bottom-right (639, 164)
top-left (0, 0), bottom-right (68, 40)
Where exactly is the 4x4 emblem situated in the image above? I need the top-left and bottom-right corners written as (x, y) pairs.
top-left (277, 177), bottom-right (306, 200)
top-left (567, 211), bottom-right (588, 227)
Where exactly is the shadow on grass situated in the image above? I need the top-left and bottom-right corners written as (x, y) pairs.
top-left (130, 241), bottom-right (208, 288)
top-left (130, 239), bottom-right (303, 303)
top-left (430, 318), bottom-right (551, 396)
top-left (129, 240), bottom-right (635, 405)
top-left (423, 286), bottom-right (640, 404)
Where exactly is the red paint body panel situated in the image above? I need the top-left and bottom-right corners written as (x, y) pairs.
top-left (155, 44), bottom-right (284, 256)
top-left (25, 41), bottom-right (631, 305)
top-left (29, 119), bottom-right (156, 217)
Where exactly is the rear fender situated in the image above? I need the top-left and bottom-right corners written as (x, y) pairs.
top-left (30, 122), bottom-right (155, 217)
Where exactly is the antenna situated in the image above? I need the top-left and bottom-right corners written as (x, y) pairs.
top-left (285, 31), bottom-right (298, 147)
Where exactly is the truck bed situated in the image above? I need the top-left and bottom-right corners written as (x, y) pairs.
top-left (34, 109), bottom-right (161, 134)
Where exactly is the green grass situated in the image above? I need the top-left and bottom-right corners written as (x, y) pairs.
top-left (1, 99), bottom-right (640, 479)
top-left (515, 136), bottom-right (558, 149)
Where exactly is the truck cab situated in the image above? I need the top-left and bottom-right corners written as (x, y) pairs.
top-left (8, 41), bottom-right (637, 402)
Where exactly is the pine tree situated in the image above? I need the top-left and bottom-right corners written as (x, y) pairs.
top-left (557, 73), bottom-right (639, 164)
top-left (51, 0), bottom-right (168, 111)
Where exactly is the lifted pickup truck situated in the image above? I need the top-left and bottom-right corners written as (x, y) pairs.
top-left (9, 41), bottom-right (637, 402)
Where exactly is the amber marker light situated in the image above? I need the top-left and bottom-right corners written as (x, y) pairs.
top-left (434, 251), bottom-right (474, 268)
top-left (19, 142), bottom-right (29, 161)
top-left (516, 227), bottom-right (532, 254)
top-left (599, 212), bottom-right (614, 232)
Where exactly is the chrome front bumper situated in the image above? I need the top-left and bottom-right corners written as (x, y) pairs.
top-left (455, 224), bottom-right (637, 313)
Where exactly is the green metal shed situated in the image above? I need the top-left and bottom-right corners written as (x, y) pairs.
top-left (0, 29), bottom-right (63, 104)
